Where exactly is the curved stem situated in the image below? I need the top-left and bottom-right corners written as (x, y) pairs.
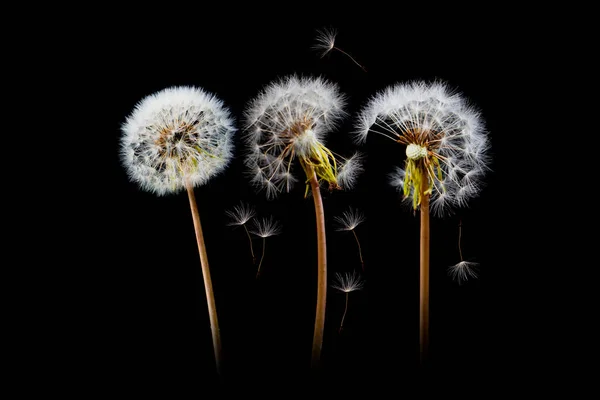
top-left (419, 174), bottom-right (430, 368)
top-left (339, 292), bottom-right (349, 333)
top-left (256, 238), bottom-right (266, 279)
top-left (351, 230), bottom-right (365, 271)
top-left (243, 224), bottom-right (256, 264)
top-left (186, 184), bottom-right (223, 376)
top-left (307, 166), bottom-right (327, 370)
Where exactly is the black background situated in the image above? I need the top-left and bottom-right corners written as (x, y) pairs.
top-left (53, 4), bottom-right (566, 396)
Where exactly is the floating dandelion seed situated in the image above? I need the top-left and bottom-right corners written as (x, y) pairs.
top-left (356, 79), bottom-right (490, 366)
top-left (225, 202), bottom-right (257, 264)
top-left (120, 86), bottom-right (236, 376)
top-left (333, 207), bottom-right (366, 270)
top-left (448, 219), bottom-right (479, 284)
top-left (312, 27), bottom-right (367, 72)
top-left (332, 271), bottom-right (365, 333)
top-left (250, 216), bottom-right (282, 278)
top-left (243, 74), bottom-right (363, 368)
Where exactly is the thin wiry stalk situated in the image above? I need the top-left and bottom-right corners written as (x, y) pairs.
top-left (308, 165), bottom-right (328, 370)
top-left (256, 237), bottom-right (266, 279)
top-left (244, 224), bottom-right (256, 264)
top-left (351, 230), bottom-right (365, 271)
top-left (339, 292), bottom-right (349, 333)
top-left (186, 183), bottom-right (222, 376)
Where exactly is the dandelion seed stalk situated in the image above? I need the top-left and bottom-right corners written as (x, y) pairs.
top-left (307, 165), bottom-right (328, 369)
top-left (244, 224), bottom-right (256, 264)
top-left (187, 183), bottom-right (222, 375)
top-left (351, 230), bottom-right (365, 271)
top-left (256, 237), bottom-right (266, 278)
top-left (339, 292), bottom-right (349, 333)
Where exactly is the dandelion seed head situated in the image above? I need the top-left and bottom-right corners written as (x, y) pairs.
top-left (355, 80), bottom-right (490, 215)
top-left (243, 75), bottom-right (355, 198)
top-left (120, 86), bottom-right (236, 196)
top-left (332, 271), bottom-right (365, 292)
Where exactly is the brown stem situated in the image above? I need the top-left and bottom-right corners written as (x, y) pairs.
top-left (339, 292), bottom-right (349, 334)
top-left (351, 229), bottom-right (365, 271)
top-left (419, 176), bottom-right (430, 368)
top-left (308, 166), bottom-right (327, 370)
top-left (186, 184), bottom-right (222, 376)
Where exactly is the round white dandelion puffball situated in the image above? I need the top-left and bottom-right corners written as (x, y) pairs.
top-left (120, 86), bottom-right (237, 195)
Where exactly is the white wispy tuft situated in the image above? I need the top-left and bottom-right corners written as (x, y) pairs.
top-left (355, 80), bottom-right (491, 216)
top-left (243, 75), bottom-right (360, 198)
top-left (120, 86), bottom-right (236, 196)
top-left (250, 216), bottom-right (282, 238)
top-left (312, 27), bottom-right (337, 58)
top-left (225, 202), bottom-right (256, 226)
top-left (336, 152), bottom-right (364, 190)
top-left (333, 207), bottom-right (365, 231)
top-left (448, 261), bottom-right (479, 285)
top-left (331, 271), bottom-right (365, 293)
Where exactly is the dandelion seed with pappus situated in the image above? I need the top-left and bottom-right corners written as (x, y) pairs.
top-left (226, 202), bottom-right (257, 264)
top-left (249, 216), bottom-right (282, 279)
top-left (331, 271), bottom-right (365, 333)
top-left (333, 207), bottom-right (366, 270)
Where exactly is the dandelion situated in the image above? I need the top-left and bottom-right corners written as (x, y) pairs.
top-left (332, 271), bottom-right (365, 333)
top-left (333, 207), bottom-right (366, 270)
top-left (312, 27), bottom-right (367, 72)
top-left (120, 86), bottom-right (236, 376)
top-left (448, 219), bottom-right (479, 284)
top-left (243, 74), bottom-right (362, 368)
top-left (249, 216), bottom-right (282, 278)
top-left (226, 202), bottom-right (257, 264)
top-left (356, 80), bottom-right (490, 366)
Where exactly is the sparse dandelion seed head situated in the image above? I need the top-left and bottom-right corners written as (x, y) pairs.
top-left (225, 202), bottom-right (256, 226)
top-left (333, 207), bottom-right (365, 231)
top-left (120, 86), bottom-right (237, 196)
top-left (243, 75), bottom-right (355, 198)
top-left (332, 271), bottom-right (365, 292)
top-left (250, 216), bottom-right (282, 238)
top-left (355, 80), bottom-right (490, 215)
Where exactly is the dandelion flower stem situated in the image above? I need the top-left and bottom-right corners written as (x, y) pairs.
top-left (351, 229), bottom-right (365, 271)
top-left (339, 292), bottom-right (349, 333)
top-left (186, 183), bottom-right (222, 376)
top-left (243, 224), bottom-right (256, 264)
top-left (419, 174), bottom-right (430, 368)
top-left (308, 166), bottom-right (327, 370)
top-left (256, 237), bottom-right (266, 279)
